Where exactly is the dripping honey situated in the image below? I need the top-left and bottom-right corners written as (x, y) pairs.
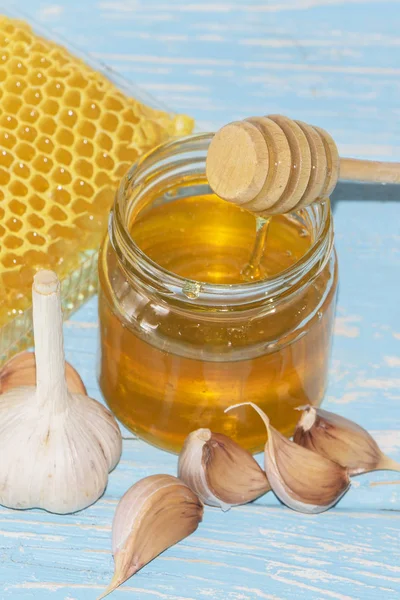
top-left (99, 182), bottom-right (337, 454)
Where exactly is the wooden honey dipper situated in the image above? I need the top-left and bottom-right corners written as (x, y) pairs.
top-left (206, 114), bottom-right (400, 215)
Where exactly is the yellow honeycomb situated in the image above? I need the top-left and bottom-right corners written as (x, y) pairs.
top-left (0, 15), bottom-right (194, 326)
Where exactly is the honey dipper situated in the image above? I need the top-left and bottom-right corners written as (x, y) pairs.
top-left (206, 115), bottom-right (400, 215)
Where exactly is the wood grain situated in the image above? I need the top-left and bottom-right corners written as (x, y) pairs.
top-left (2, 1), bottom-right (400, 599)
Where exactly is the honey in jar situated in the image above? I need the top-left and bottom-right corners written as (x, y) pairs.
top-left (98, 133), bottom-right (337, 453)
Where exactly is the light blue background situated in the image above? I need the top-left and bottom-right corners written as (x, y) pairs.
top-left (1, 1), bottom-right (400, 599)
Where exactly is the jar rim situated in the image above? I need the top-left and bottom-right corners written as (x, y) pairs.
top-left (110, 132), bottom-right (334, 307)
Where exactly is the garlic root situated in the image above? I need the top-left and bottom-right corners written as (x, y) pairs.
top-left (99, 474), bottom-right (203, 599)
top-left (178, 428), bottom-right (270, 510)
top-left (226, 402), bottom-right (350, 514)
top-left (0, 270), bottom-right (122, 514)
top-left (0, 350), bottom-right (86, 395)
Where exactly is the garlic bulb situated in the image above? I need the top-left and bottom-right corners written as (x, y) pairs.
top-left (178, 428), bottom-right (270, 511)
top-left (226, 402), bottom-right (350, 514)
top-left (0, 270), bottom-right (122, 514)
top-left (0, 350), bottom-right (86, 395)
top-left (99, 474), bottom-right (203, 599)
top-left (294, 405), bottom-right (400, 475)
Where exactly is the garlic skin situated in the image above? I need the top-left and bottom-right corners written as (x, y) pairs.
top-left (0, 270), bottom-right (122, 514)
top-left (99, 474), bottom-right (203, 599)
top-left (0, 350), bottom-right (87, 395)
top-left (178, 428), bottom-right (270, 511)
top-left (226, 402), bottom-right (350, 514)
top-left (294, 405), bottom-right (400, 475)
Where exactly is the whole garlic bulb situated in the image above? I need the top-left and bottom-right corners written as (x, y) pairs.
top-left (0, 270), bottom-right (122, 514)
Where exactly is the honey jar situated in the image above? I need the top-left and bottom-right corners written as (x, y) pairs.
top-left (98, 132), bottom-right (338, 453)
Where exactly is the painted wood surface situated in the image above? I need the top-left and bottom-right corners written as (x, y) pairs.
top-left (1, 1), bottom-right (400, 599)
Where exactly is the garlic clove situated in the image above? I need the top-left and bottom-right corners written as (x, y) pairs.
top-left (0, 350), bottom-right (87, 395)
top-left (99, 474), bottom-right (203, 599)
top-left (294, 405), bottom-right (400, 475)
top-left (0, 270), bottom-right (122, 514)
top-left (178, 428), bottom-right (270, 511)
top-left (226, 402), bottom-right (350, 514)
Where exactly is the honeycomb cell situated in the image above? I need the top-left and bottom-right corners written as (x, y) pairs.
top-left (31, 174), bottom-right (50, 192)
top-left (23, 88), bottom-right (43, 106)
top-left (76, 138), bottom-right (94, 157)
top-left (75, 158), bottom-right (94, 178)
top-left (59, 108), bottom-right (78, 127)
top-left (54, 147), bottom-right (73, 166)
top-left (96, 132), bottom-right (113, 151)
top-left (15, 142), bottom-right (36, 161)
top-left (18, 125), bottom-right (37, 143)
top-left (0, 51), bottom-right (9, 63)
top-left (86, 82), bottom-right (105, 101)
top-left (9, 199), bottom-right (27, 216)
top-left (67, 72), bottom-right (88, 89)
top-left (36, 136), bottom-right (54, 153)
top-left (117, 124), bottom-right (134, 142)
top-left (72, 198), bottom-right (91, 214)
top-left (45, 79), bottom-right (65, 97)
top-left (64, 89), bottom-right (81, 107)
top-left (4, 234), bottom-right (24, 249)
top-left (0, 68), bottom-right (6, 82)
top-left (99, 112), bottom-right (119, 132)
top-left (12, 162), bottom-right (30, 179)
top-left (38, 116), bottom-right (57, 135)
top-left (122, 108), bottom-right (140, 125)
top-left (73, 179), bottom-right (94, 198)
top-left (95, 151), bottom-right (114, 171)
top-left (41, 98), bottom-right (59, 116)
top-left (2, 94), bottom-right (22, 114)
top-left (14, 29), bottom-right (32, 45)
top-left (26, 231), bottom-right (46, 246)
top-left (28, 194), bottom-right (45, 211)
top-left (28, 70), bottom-right (47, 86)
top-left (5, 76), bottom-right (27, 94)
top-left (12, 42), bottom-right (29, 59)
top-left (77, 120), bottom-right (96, 139)
top-left (32, 154), bottom-right (53, 173)
top-left (52, 166), bottom-right (72, 185)
top-left (0, 169), bottom-right (10, 185)
top-left (104, 94), bottom-right (124, 111)
top-left (1, 114), bottom-right (18, 130)
top-left (52, 186), bottom-right (71, 206)
top-left (1, 253), bottom-right (22, 268)
top-left (95, 171), bottom-right (114, 187)
top-left (29, 54), bottom-right (52, 69)
top-left (0, 131), bottom-right (16, 148)
top-left (27, 214), bottom-right (45, 229)
top-left (49, 205), bottom-right (68, 221)
top-left (0, 150), bottom-right (14, 168)
top-left (8, 58), bottom-right (27, 75)
top-left (116, 144), bottom-right (139, 163)
top-left (82, 101), bottom-right (101, 120)
top-left (9, 180), bottom-right (28, 197)
top-left (74, 213), bottom-right (103, 232)
top-left (6, 217), bottom-right (23, 232)
top-left (19, 107), bottom-right (40, 123)
top-left (56, 128), bottom-right (74, 146)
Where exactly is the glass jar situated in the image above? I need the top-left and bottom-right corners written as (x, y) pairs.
top-left (98, 132), bottom-right (338, 454)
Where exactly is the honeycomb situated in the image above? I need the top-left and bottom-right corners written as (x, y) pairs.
top-left (0, 15), bottom-right (194, 326)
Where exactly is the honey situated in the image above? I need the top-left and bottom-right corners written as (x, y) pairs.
top-left (0, 15), bottom-right (194, 327)
top-left (98, 133), bottom-right (338, 454)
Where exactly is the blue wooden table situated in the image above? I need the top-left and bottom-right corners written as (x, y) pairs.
top-left (2, 1), bottom-right (400, 598)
